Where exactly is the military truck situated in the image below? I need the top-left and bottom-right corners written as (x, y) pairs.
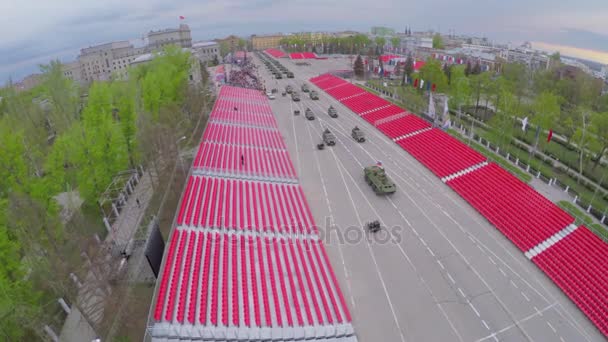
top-left (328, 106), bottom-right (338, 118)
top-left (305, 108), bottom-right (315, 120)
top-left (301, 84), bottom-right (310, 92)
top-left (286, 85), bottom-right (293, 94)
top-left (322, 129), bottom-right (336, 146)
top-left (310, 90), bottom-right (319, 100)
top-left (351, 126), bottom-right (365, 142)
top-left (292, 92), bottom-right (300, 102)
top-left (364, 165), bottom-right (396, 194)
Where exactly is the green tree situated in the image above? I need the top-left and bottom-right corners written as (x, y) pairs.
top-left (390, 37), bottom-right (400, 51)
top-left (432, 33), bottom-right (444, 49)
top-left (464, 61), bottom-right (472, 76)
top-left (590, 112), bottom-right (608, 169)
top-left (502, 63), bottom-right (528, 105)
top-left (402, 56), bottom-right (414, 85)
top-left (531, 92), bottom-right (561, 150)
top-left (374, 37), bottom-right (386, 55)
top-left (418, 58), bottom-right (448, 92)
top-left (449, 65), bottom-right (472, 112)
top-left (489, 89), bottom-right (517, 149)
top-left (572, 109), bottom-right (597, 175)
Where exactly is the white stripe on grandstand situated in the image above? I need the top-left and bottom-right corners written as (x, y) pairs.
top-left (174, 226), bottom-right (320, 243)
top-left (338, 91), bottom-right (366, 102)
top-left (374, 112), bottom-right (407, 126)
top-left (209, 119), bottom-right (279, 131)
top-left (191, 169), bottom-right (299, 184)
top-left (440, 161), bottom-right (489, 183)
top-left (324, 82), bottom-right (349, 91)
top-left (392, 127), bottom-right (433, 142)
top-left (149, 322), bottom-right (356, 341)
top-left (524, 223), bottom-right (579, 259)
top-left (360, 104), bottom-right (392, 116)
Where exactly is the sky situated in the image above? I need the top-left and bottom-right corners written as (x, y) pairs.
top-left (2, 0), bottom-right (608, 83)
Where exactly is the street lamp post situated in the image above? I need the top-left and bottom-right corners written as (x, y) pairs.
top-left (176, 136), bottom-right (187, 175)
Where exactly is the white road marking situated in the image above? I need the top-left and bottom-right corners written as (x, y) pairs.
top-left (482, 320), bottom-right (490, 330)
top-left (510, 280), bottom-right (519, 289)
top-left (469, 303), bottom-right (481, 317)
top-left (499, 268), bottom-right (507, 277)
top-left (521, 292), bottom-right (531, 302)
top-left (475, 303), bottom-right (557, 342)
top-left (458, 288), bottom-right (466, 298)
top-left (447, 273), bottom-right (456, 284)
top-left (427, 248), bottom-right (436, 257)
top-left (547, 321), bottom-right (557, 333)
top-left (437, 260), bottom-right (445, 270)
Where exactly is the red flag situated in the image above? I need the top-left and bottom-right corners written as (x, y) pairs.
top-left (431, 83), bottom-right (437, 92)
top-left (179, 15), bottom-right (185, 20)
top-left (413, 79), bottom-right (418, 88)
top-left (547, 129), bottom-right (553, 142)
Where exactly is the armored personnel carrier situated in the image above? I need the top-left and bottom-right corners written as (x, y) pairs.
top-left (351, 126), bottom-right (365, 142)
top-left (292, 92), bottom-right (300, 102)
top-left (328, 106), bottom-right (338, 118)
top-left (302, 84), bottom-right (310, 92)
top-left (310, 90), bottom-right (319, 100)
top-left (286, 72), bottom-right (294, 78)
top-left (364, 165), bottom-right (396, 194)
top-left (286, 85), bottom-right (293, 94)
top-left (305, 108), bottom-right (315, 120)
top-left (322, 129), bottom-right (336, 146)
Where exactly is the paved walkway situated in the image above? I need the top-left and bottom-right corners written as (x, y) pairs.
top-left (59, 171), bottom-right (155, 342)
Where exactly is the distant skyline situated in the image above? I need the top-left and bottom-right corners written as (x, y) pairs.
top-left (2, 0), bottom-right (608, 83)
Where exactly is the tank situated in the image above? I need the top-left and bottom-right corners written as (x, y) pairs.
top-left (310, 91), bottom-right (319, 100)
top-left (351, 126), bottom-right (365, 142)
top-left (328, 106), bottom-right (338, 118)
top-left (305, 108), bottom-right (315, 120)
top-left (292, 92), bottom-right (300, 102)
top-left (302, 84), bottom-right (310, 92)
top-left (364, 165), bottom-right (396, 194)
top-left (322, 129), bottom-right (336, 146)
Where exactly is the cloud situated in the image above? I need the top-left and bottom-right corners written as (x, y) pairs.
top-left (2, 0), bottom-right (608, 82)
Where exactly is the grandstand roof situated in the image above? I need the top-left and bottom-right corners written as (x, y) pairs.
top-left (147, 85), bottom-right (355, 341)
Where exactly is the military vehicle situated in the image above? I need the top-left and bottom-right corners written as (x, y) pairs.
top-left (301, 84), bottom-right (310, 92)
top-left (351, 126), bottom-right (365, 142)
top-left (328, 106), bottom-right (338, 118)
top-left (364, 165), bottom-right (396, 194)
top-left (294, 109), bottom-right (300, 115)
top-left (322, 129), bottom-right (336, 146)
top-left (305, 108), bottom-right (315, 120)
top-left (366, 220), bottom-right (381, 233)
top-left (287, 72), bottom-right (294, 78)
top-left (286, 85), bottom-right (293, 94)
top-left (317, 142), bottom-right (325, 150)
top-left (275, 73), bottom-right (283, 79)
top-left (292, 92), bottom-right (300, 102)
top-left (310, 91), bottom-right (319, 100)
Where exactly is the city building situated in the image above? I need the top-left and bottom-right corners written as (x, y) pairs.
top-left (62, 61), bottom-right (82, 83)
top-left (499, 44), bottom-right (549, 71)
top-left (371, 26), bottom-right (395, 36)
top-left (192, 41), bottom-right (220, 64)
top-left (61, 25), bottom-right (193, 84)
top-left (147, 24), bottom-right (192, 50)
top-left (251, 33), bottom-right (283, 50)
top-left (398, 36), bottom-right (433, 52)
top-left (77, 41), bottom-right (146, 82)
top-left (214, 35), bottom-right (241, 54)
top-left (13, 73), bottom-right (42, 92)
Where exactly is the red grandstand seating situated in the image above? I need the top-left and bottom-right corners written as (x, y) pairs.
top-left (194, 142), bottom-right (296, 180)
top-left (155, 230), bottom-right (352, 326)
top-left (202, 122), bottom-right (286, 150)
top-left (326, 83), bottom-right (365, 100)
top-left (376, 114), bottom-right (431, 138)
top-left (533, 227), bottom-right (608, 336)
top-left (342, 93), bottom-right (391, 114)
top-left (397, 129), bottom-right (486, 178)
top-left (447, 163), bottom-right (575, 251)
top-left (265, 48), bottom-right (286, 58)
top-left (361, 105), bottom-right (406, 125)
top-left (178, 176), bottom-right (315, 234)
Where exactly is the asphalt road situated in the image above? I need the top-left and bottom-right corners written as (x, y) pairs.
top-left (250, 54), bottom-right (604, 342)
